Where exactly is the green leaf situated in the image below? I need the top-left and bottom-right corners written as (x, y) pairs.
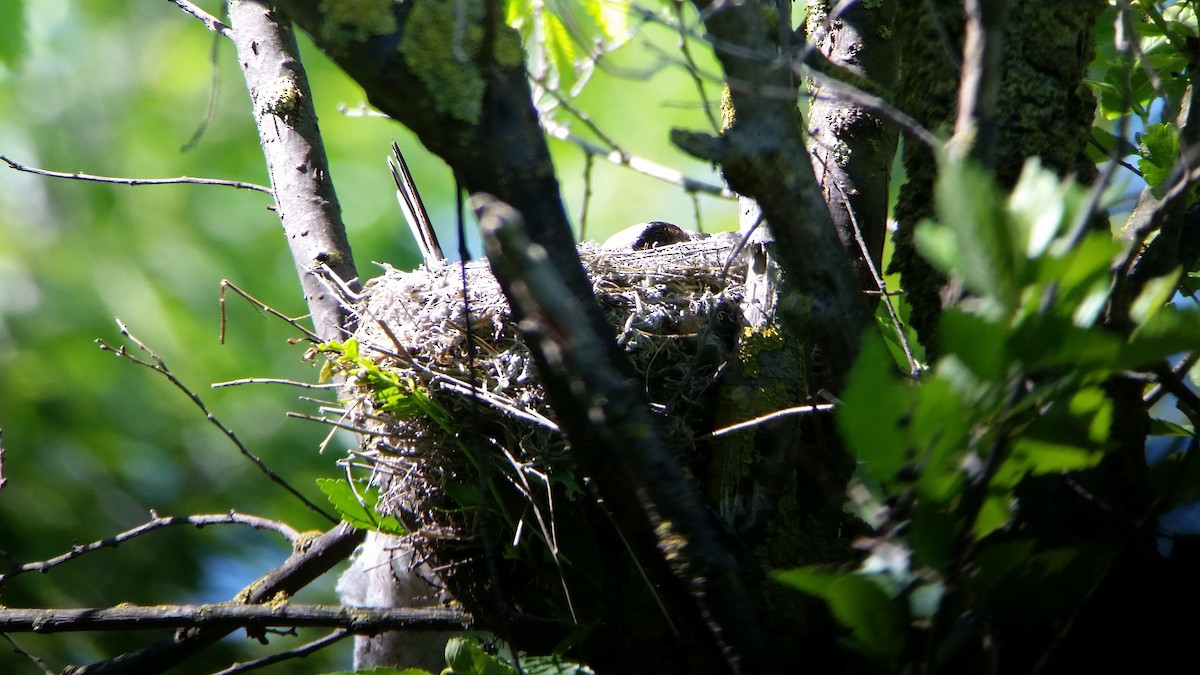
top-left (316, 478), bottom-right (407, 535)
top-left (918, 156), bottom-right (1022, 310)
top-left (444, 637), bottom-right (518, 675)
top-left (774, 568), bottom-right (907, 664)
top-left (938, 310), bottom-right (1010, 381)
top-left (581, 0), bottom-right (628, 42)
top-left (838, 336), bottom-right (918, 491)
top-left (1086, 126), bottom-right (1139, 164)
top-left (543, 13), bottom-right (578, 92)
top-left (972, 492), bottom-right (1013, 540)
top-left (0, 0), bottom-right (26, 69)
top-left (1138, 123), bottom-right (1180, 197)
top-left (1122, 305), bottom-right (1200, 368)
top-left (1149, 417), bottom-right (1194, 437)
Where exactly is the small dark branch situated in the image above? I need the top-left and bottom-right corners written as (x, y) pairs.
top-left (226, 0), bottom-right (359, 343)
top-left (1, 604), bottom-right (468, 635)
top-left (475, 194), bottom-right (772, 674)
top-left (949, 0), bottom-right (1010, 166)
top-left (1144, 353), bottom-right (1199, 405)
top-left (672, 0), bottom-right (721, 130)
top-left (213, 629), bottom-right (352, 675)
top-left (164, 0), bottom-right (234, 38)
top-left (0, 154), bottom-right (271, 194)
top-left (96, 320), bottom-right (337, 523)
top-left (69, 524), bottom-right (365, 675)
top-left (220, 280), bottom-right (320, 345)
top-left (0, 428), bottom-right (6, 494)
top-left (0, 512), bottom-right (299, 585)
top-left (542, 119), bottom-right (733, 199)
top-left (1, 633), bottom-right (55, 675)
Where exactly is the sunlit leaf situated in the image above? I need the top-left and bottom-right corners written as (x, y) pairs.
top-left (838, 336), bottom-right (917, 491)
top-left (445, 637), bottom-right (518, 675)
top-left (543, 12), bottom-right (578, 92)
top-left (1138, 123), bottom-right (1180, 197)
top-left (316, 478), bottom-right (407, 535)
top-left (774, 568), bottom-right (907, 664)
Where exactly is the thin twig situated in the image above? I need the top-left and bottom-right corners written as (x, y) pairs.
top-left (0, 634), bottom-right (55, 675)
top-left (835, 183), bottom-right (921, 376)
top-left (97, 320), bottom-right (337, 523)
top-left (212, 629), bottom-right (353, 675)
top-left (220, 280), bottom-right (319, 344)
top-left (0, 512), bottom-right (300, 585)
top-left (708, 403), bottom-right (836, 438)
top-left (541, 119), bottom-right (733, 198)
top-left (0, 155), bottom-right (269, 194)
top-left (164, 0), bottom-right (234, 38)
top-left (212, 377), bottom-right (338, 389)
top-left (672, 0), bottom-right (720, 131)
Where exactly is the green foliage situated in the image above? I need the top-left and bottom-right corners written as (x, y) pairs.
top-left (1138, 122), bottom-right (1180, 198)
top-left (320, 338), bottom-right (452, 431)
top-left (505, 0), bottom-right (630, 94)
top-left (0, 0), bottom-right (26, 68)
top-left (439, 638), bottom-right (594, 675)
top-left (316, 477), bottom-right (406, 535)
top-left (773, 568), bottom-right (906, 665)
top-left (1089, 3), bottom-right (1195, 120)
top-left (786, 156), bottom-right (1200, 666)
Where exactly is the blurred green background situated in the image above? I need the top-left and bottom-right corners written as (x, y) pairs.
top-left (0, 0), bottom-right (733, 670)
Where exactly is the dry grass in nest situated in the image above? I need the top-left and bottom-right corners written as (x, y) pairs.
top-left (330, 231), bottom-right (749, 553)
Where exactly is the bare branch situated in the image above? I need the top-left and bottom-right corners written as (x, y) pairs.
top-left (1, 633), bottom-right (55, 675)
top-left (708, 403), bottom-right (836, 438)
top-left (0, 512), bottom-right (300, 585)
top-left (542, 119), bottom-right (732, 199)
top-left (96, 320), bottom-right (337, 523)
top-left (212, 629), bottom-right (352, 675)
top-left (164, 0), bottom-right (234, 38)
top-left (0, 154), bottom-right (271, 194)
top-left (220, 279), bottom-right (320, 345)
top-left (0, 604), bottom-right (469, 634)
top-left (949, 0), bottom-right (1010, 164)
top-left (212, 377), bottom-right (338, 389)
top-left (70, 523), bottom-right (365, 675)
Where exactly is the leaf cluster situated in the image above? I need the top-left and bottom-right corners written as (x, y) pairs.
top-left (780, 156), bottom-right (1200, 670)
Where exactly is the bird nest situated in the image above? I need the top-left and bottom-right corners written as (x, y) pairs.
top-left (326, 231), bottom-right (750, 574)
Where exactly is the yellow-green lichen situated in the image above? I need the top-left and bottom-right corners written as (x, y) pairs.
top-left (401, 0), bottom-right (488, 124)
top-left (877, 23), bottom-right (893, 39)
top-left (256, 76), bottom-right (303, 119)
top-left (318, 0), bottom-right (399, 47)
top-left (737, 325), bottom-right (786, 379)
top-left (293, 530), bottom-right (322, 554)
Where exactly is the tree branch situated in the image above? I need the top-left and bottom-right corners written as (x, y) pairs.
top-left (804, 0), bottom-right (901, 294)
top-left (0, 154), bottom-right (271, 194)
top-left (67, 524), bottom-right (365, 674)
top-left (0, 512), bottom-right (299, 585)
top-left (679, 0), bottom-right (873, 385)
top-left (225, 0), bottom-right (360, 343)
top-left (1, 604), bottom-right (469, 634)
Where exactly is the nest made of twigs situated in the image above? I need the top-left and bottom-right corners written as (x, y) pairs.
top-left (331, 231), bottom-right (748, 564)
